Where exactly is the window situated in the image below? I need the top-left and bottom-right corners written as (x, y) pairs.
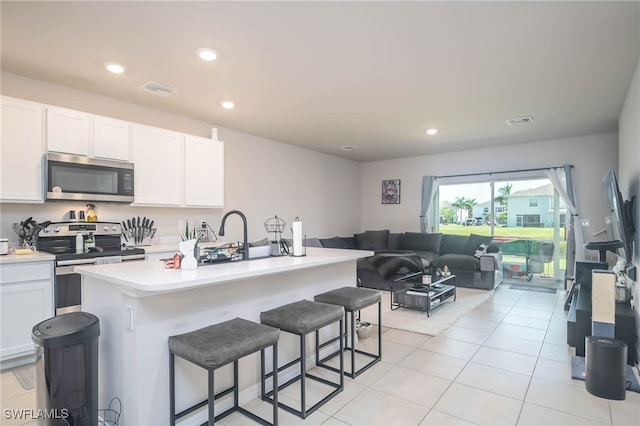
top-left (529, 198), bottom-right (538, 207)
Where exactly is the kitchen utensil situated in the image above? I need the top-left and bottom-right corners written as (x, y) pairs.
top-left (121, 221), bottom-right (129, 243)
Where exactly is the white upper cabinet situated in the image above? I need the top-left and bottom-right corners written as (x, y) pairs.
top-left (93, 115), bottom-right (131, 161)
top-left (132, 125), bottom-right (183, 206)
top-left (184, 136), bottom-right (224, 207)
top-left (0, 96), bottom-right (45, 203)
top-left (46, 106), bottom-right (90, 156)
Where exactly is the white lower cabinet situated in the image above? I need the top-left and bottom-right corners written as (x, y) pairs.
top-left (0, 261), bottom-right (54, 366)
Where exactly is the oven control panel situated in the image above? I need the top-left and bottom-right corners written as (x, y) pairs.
top-left (40, 222), bottom-right (121, 237)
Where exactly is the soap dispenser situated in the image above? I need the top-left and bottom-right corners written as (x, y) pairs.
top-left (86, 204), bottom-right (98, 222)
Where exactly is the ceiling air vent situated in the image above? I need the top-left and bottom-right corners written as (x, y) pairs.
top-left (339, 145), bottom-right (359, 151)
top-left (139, 81), bottom-right (178, 97)
top-left (506, 116), bottom-right (534, 126)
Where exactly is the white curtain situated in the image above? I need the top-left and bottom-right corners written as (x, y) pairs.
top-left (420, 176), bottom-right (439, 233)
top-left (547, 165), bottom-right (584, 276)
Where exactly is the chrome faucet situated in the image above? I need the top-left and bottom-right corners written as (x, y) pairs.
top-left (218, 210), bottom-right (249, 260)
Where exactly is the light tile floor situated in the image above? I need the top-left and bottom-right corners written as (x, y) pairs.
top-left (1, 284), bottom-right (639, 425)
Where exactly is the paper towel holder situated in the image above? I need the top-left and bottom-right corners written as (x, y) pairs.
top-left (290, 236), bottom-right (307, 257)
top-left (291, 216), bottom-right (307, 257)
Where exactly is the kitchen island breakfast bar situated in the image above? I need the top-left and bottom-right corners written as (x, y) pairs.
top-left (75, 247), bottom-right (372, 425)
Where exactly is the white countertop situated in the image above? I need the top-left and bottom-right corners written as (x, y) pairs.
top-left (0, 251), bottom-right (55, 264)
top-left (76, 247), bottom-right (372, 295)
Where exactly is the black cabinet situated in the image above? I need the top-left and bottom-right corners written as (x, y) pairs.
top-left (567, 285), bottom-right (637, 365)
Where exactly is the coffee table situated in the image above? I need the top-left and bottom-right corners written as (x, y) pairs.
top-left (391, 272), bottom-right (456, 316)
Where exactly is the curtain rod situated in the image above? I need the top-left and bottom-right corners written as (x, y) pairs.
top-left (437, 164), bottom-right (574, 179)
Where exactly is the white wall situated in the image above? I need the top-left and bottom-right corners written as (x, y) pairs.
top-left (618, 56), bottom-right (639, 357)
top-left (361, 133), bottom-right (618, 241)
top-left (0, 72), bottom-right (361, 244)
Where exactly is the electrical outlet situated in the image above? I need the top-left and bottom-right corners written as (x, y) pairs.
top-left (580, 218), bottom-right (590, 227)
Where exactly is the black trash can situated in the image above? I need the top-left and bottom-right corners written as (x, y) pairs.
top-left (585, 336), bottom-right (627, 400)
top-left (32, 312), bottom-right (100, 425)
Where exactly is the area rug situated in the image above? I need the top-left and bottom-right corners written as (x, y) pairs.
top-left (509, 284), bottom-right (557, 294)
top-left (359, 287), bottom-right (493, 336)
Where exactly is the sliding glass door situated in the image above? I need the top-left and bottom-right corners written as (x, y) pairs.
top-left (436, 177), bottom-right (566, 286)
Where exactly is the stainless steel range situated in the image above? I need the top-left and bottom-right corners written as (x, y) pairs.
top-left (38, 221), bottom-right (146, 315)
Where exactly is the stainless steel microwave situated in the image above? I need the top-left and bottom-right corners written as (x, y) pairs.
top-left (46, 153), bottom-right (135, 203)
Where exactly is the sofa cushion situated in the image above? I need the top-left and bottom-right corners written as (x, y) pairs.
top-left (400, 232), bottom-right (442, 253)
top-left (305, 237), bottom-right (323, 248)
top-left (437, 253), bottom-right (480, 271)
top-left (320, 236), bottom-right (353, 249)
top-left (439, 234), bottom-right (468, 255)
top-left (388, 233), bottom-right (403, 250)
top-left (463, 234), bottom-right (494, 256)
top-left (354, 230), bottom-right (390, 250)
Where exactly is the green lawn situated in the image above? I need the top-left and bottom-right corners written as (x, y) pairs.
top-left (439, 224), bottom-right (567, 278)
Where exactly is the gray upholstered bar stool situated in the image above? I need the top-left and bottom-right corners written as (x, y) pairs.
top-left (168, 317), bottom-right (280, 426)
top-left (260, 300), bottom-right (344, 419)
top-left (314, 286), bottom-right (382, 378)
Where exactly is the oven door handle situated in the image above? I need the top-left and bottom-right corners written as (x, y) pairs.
top-left (56, 265), bottom-right (79, 275)
top-left (57, 258), bottom-right (97, 267)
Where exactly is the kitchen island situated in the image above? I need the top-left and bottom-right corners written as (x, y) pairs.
top-left (76, 246), bottom-right (372, 425)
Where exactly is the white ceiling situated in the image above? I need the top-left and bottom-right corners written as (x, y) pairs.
top-left (2, 1), bottom-right (639, 162)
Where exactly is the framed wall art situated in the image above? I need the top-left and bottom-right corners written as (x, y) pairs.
top-left (382, 179), bottom-right (401, 204)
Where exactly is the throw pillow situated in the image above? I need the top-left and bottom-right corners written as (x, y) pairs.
top-left (354, 230), bottom-right (390, 250)
top-left (249, 238), bottom-right (269, 247)
top-left (319, 236), bottom-right (351, 249)
top-left (400, 232), bottom-right (442, 253)
top-left (464, 233), bottom-right (494, 256)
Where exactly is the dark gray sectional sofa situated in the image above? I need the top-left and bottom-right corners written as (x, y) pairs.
top-left (318, 230), bottom-right (503, 291)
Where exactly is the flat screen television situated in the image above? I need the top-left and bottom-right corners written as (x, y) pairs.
top-left (602, 169), bottom-right (636, 264)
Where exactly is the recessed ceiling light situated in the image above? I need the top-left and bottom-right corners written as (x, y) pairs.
top-left (197, 48), bottom-right (217, 61)
top-left (105, 63), bottom-right (125, 74)
top-left (221, 101), bottom-right (235, 109)
top-left (426, 128), bottom-right (439, 135)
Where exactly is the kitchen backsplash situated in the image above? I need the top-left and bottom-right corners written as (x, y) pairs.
top-left (0, 203), bottom-right (225, 246)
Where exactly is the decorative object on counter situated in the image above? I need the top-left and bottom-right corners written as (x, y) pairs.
top-left (265, 215), bottom-right (288, 256)
top-left (123, 216), bottom-right (156, 245)
top-left (86, 204), bottom-right (98, 222)
top-left (0, 238), bottom-right (8, 255)
top-left (76, 233), bottom-right (84, 254)
top-left (68, 210), bottom-right (76, 221)
top-left (179, 239), bottom-right (198, 270)
top-left (291, 217), bottom-right (305, 257)
top-left (12, 217), bottom-right (51, 248)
